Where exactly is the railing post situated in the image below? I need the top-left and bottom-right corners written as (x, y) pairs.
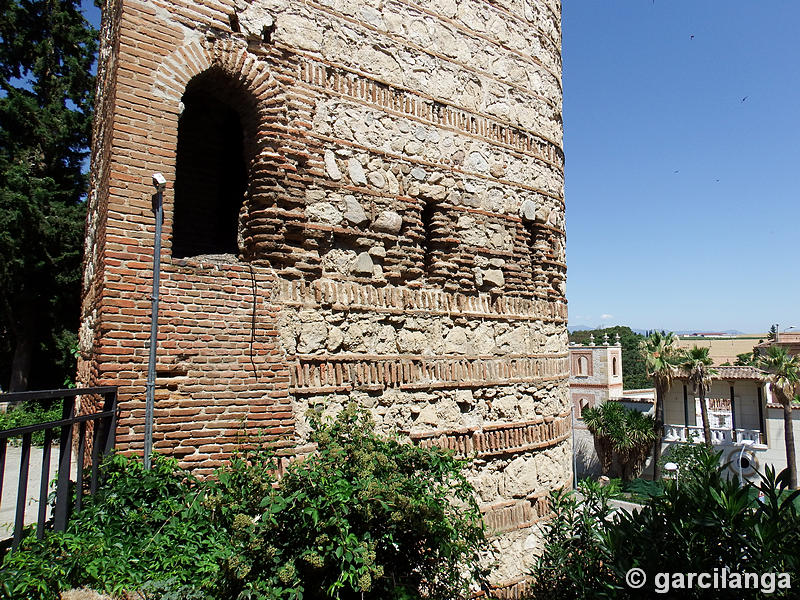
top-left (36, 428), bottom-right (54, 539)
top-left (103, 389), bottom-right (118, 456)
top-left (0, 438), bottom-right (6, 509)
top-left (74, 421), bottom-right (87, 513)
top-left (12, 432), bottom-right (32, 550)
top-left (53, 395), bottom-right (76, 532)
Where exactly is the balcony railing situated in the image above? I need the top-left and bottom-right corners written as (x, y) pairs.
top-left (663, 424), bottom-right (765, 447)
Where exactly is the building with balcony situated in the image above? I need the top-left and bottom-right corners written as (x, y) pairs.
top-left (662, 366), bottom-right (800, 482)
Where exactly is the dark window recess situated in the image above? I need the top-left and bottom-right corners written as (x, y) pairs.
top-left (421, 198), bottom-right (436, 275)
top-left (172, 91), bottom-right (247, 258)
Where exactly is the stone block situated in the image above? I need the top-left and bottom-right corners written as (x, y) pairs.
top-left (372, 210), bottom-right (402, 234)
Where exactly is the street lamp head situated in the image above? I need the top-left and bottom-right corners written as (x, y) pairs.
top-left (664, 462), bottom-right (679, 474)
top-left (152, 172), bottom-right (167, 191)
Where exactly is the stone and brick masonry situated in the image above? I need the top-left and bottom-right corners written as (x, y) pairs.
top-left (78, 0), bottom-right (569, 592)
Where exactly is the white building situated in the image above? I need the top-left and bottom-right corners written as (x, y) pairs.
top-left (662, 366), bottom-right (800, 482)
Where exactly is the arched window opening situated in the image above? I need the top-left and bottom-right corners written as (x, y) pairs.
top-left (577, 356), bottom-right (588, 376)
top-left (173, 81), bottom-right (248, 258)
top-left (612, 356), bottom-right (618, 376)
top-left (579, 399), bottom-right (590, 418)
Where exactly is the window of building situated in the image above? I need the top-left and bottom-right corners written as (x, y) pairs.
top-left (580, 399), bottom-right (590, 415)
top-left (172, 75), bottom-right (248, 258)
top-left (612, 356), bottom-right (618, 376)
top-left (577, 356), bottom-right (588, 376)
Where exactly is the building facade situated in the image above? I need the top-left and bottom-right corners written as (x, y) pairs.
top-left (662, 366), bottom-right (800, 482)
top-left (78, 0), bottom-right (569, 590)
top-left (569, 336), bottom-right (623, 417)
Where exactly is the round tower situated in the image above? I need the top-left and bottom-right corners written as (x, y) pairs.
top-left (81, 0), bottom-right (568, 591)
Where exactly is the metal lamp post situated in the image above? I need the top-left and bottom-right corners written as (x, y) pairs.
top-left (144, 172), bottom-right (166, 470)
top-left (663, 461), bottom-right (679, 490)
top-left (738, 439), bottom-right (754, 484)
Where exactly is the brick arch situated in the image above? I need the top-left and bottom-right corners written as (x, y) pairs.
top-left (152, 38), bottom-right (309, 264)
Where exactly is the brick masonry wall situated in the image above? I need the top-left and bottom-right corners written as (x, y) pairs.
top-left (79, 0), bottom-right (568, 588)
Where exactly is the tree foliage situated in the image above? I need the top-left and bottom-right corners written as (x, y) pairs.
top-left (0, 0), bottom-right (97, 391)
top-left (529, 458), bottom-right (800, 599)
top-left (583, 401), bottom-right (655, 481)
top-left (677, 346), bottom-right (716, 449)
top-left (757, 346), bottom-right (800, 489)
top-left (568, 326), bottom-right (649, 390)
top-left (639, 331), bottom-right (678, 480)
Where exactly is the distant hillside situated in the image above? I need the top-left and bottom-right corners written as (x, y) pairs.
top-left (569, 325), bottom-right (748, 336)
top-left (567, 325), bottom-right (593, 332)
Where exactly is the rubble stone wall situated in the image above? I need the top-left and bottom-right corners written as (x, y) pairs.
top-left (79, 0), bottom-right (569, 589)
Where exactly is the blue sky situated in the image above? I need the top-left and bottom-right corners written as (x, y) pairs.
top-left (563, 1), bottom-right (799, 333)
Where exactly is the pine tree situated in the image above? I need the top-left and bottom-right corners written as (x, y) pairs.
top-left (0, 0), bottom-right (97, 391)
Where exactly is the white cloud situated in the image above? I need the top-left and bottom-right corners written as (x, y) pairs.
top-left (600, 314), bottom-right (614, 320)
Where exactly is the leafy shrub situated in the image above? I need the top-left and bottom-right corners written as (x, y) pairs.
top-left (529, 457), bottom-right (800, 599)
top-left (1, 453), bottom-right (231, 600)
top-left (1, 407), bottom-right (487, 600)
top-left (658, 442), bottom-right (720, 487)
top-left (214, 405), bottom-right (488, 600)
top-left (0, 401), bottom-right (62, 445)
top-left (527, 479), bottom-right (620, 600)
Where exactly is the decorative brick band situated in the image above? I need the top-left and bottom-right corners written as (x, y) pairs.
top-left (296, 57), bottom-right (563, 170)
top-left (570, 382), bottom-right (624, 389)
top-left (480, 577), bottom-right (532, 600)
top-left (410, 412), bottom-right (571, 458)
top-left (288, 354), bottom-right (569, 394)
top-left (275, 279), bottom-right (568, 323)
top-left (481, 495), bottom-right (551, 534)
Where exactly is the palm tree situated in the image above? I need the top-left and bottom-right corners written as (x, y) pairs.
top-left (583, 402), bottom-right (619, 476)
top-left (640, 331), bottom-right (678, 480)
top-left (583, 401), bottom-right (656, 481)
top-left (678, 346), bottom-right (717, 449)
top-left (615, 409), bottom-right (658, 481)
top-left (758, 346), bottom-right (800, 489)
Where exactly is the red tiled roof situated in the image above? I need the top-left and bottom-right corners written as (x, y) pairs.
top-left (675, 365), bottom-right (764, 381)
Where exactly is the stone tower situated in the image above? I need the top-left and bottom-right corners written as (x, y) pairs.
top-left (569, 338), bottom-right (624, 417)
top-left (79, 0), bottom-right (568, 591)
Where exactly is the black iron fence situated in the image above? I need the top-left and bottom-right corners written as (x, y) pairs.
top-left (0, 386), bottom-right (118, 550)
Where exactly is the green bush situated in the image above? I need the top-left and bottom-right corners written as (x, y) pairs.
top-left (0, 453), bottom-right (229, 599)
top-left (0, 401), bottom-right (62, 445)
top-left (526, 479), bottom-right (620, 599)
top-left (658, 442), bottom-right (720, 487)
top-left (0, 406), bottom-right (487, 600)
top-left (211, 405), bottom-right (488, 600)
top-left (529, 456), bottom-right (800, 599)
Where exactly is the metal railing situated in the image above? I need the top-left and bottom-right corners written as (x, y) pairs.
top-left (0, 386), bottom-right (118, 550)
top-left (663, 423), bottom-right (765, 446)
